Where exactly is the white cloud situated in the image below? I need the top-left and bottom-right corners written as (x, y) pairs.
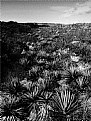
top-left (50, 6), bottom-right (70, 12)
top-left (50, 0), bottom-right (91, 18)
top-left (72, 0), bottom-right (91, 15)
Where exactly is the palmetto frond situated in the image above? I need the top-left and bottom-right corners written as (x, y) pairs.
top-left (38, 91), bottom-right (53, 105)
top-left (79, 94), bottom-right (91, 121)
top-left (62, 69), bottom-right (90, 93)
top-left (49, 88), bottom-right (81, 120)
top-left (0, 115), bottom-right (20, 121)
top-left (0, 94), bottom-right (21, 121)
top-left (42, 76), bottom-right (60, 92)
top-left (6, 79), bottom-right (28, 96)
top-left (36, 103), bottom-right (52, 121)
top-left (13, 92), bottom-right (37, 120)
top-left (27, 108), bottom-right (37, 121)
top-left (16, 83), bottom-right (44, 119)
top-left (62, 69), bottom-right (82, 84)
top-left (28, 91), bottom-right (53, 121)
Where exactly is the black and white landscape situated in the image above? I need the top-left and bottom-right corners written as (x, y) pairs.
top-left (1, 0), bottom-right (91, 121)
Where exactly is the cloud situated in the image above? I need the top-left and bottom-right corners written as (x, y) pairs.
top-left (50, 0), bottom-right (91, 17)
top-left (72, 1), bottom-right (91, 14)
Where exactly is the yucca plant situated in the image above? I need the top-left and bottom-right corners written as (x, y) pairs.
top-left (49, 88), bottom-right (82, 121)
top-left (6, 77), bottom-right (28, 96)
top-left (62, 69), bottom-right (82, 85)
top-left (16, 83), bottom-right (44, 120)
top-left (16, 81), bottom-right (53, 121)
top-left (36, 102), bottom-right (52, 121)
top-left (79, 92), bottom-right (91, 121)
top-left (61, 68), bottom-right (90, 93)
top-left (34, 91), bottom-right (53, 121)
top-left (41, 71), bottom-right (60, 92)
top-left (0, 94), bottom-right (21, 121)
top-left (43, 79), bottom-right (60, 92)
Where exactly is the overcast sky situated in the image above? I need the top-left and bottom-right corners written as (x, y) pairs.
top-left (1, 0), bottom-right (91, 24)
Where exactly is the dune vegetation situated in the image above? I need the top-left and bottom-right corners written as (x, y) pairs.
top-left (1, 21), bottom-right (91, 121)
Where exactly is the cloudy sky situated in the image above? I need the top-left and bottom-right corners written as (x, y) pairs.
top-left (1, 0), bottom-right (91, 24)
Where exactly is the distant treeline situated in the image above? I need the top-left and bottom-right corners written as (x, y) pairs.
top-left (1, 21), bottom-right (49, 36)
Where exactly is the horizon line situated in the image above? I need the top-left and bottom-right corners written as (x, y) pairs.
top-left (1, 20), bottom-right (91, 25)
